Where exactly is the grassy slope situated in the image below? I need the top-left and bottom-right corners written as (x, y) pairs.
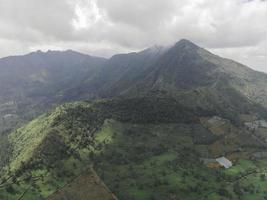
top-left (0, 102), bottom-right (100, 199)
top-left (8, 113), bottom-right (56, 171)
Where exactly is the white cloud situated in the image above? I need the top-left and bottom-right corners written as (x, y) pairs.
top-left (0, 0), bottom-right (266, 72)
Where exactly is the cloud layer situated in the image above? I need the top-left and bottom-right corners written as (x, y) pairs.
top-left (0, 0), bottom-right (266, 72)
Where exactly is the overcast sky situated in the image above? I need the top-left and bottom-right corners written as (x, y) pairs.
top-left (0, 0), bottom-right (266, 72)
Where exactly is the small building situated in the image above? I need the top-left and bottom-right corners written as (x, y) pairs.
top-left (259, 120), bottom-right (267, 128)
top-left (215, 157), bottom-right (232, 169)
top-left (244, 120), bottom-right (267, 130)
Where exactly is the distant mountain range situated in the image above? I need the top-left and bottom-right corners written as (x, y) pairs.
top-left (1, 39), bottom-right (267, 200)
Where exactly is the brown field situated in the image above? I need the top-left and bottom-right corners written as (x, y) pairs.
top-left (48, 167), bottom-right (117, 200)
top-left (207, 161), bottom-right (221, 169)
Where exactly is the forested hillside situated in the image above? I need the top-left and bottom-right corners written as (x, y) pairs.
top-left (1, 39), bottom-right (267, 199)
top-left (0, 94), bottom-right (267, 199)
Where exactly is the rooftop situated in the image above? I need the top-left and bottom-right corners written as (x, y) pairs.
top-left (216, 157), bottom-right (232, 169)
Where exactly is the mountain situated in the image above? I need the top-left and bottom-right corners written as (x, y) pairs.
top-left (0, 39), bottom-right (267, 199)
top-left (1, 40), bottom-right (266, 134)
top-left (0, 45), bottom-right (167, 168)
top-left (63, 45), bottom-right (167, 99)
top-left (0, 49), bottom-right (106, 107)
top-left (97, 39), bottom-right (267, 106)
top-left (65, 39), bottom-right (267, 111)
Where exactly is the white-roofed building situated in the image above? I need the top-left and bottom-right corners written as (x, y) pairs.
top-left (215, 157), bottom-right (232, 169)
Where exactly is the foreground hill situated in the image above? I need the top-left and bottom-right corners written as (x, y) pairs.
top-left (1, 93), bottom-right (267, 199)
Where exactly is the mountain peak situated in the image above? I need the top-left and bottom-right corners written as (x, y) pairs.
top-left (174, 39), bottom-right (200, 50)
top-left (29, 50), bottom-right (44, 55)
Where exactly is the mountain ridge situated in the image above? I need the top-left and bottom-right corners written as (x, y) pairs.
top-left (0, 39), bottom-right (266, 130)
top-left (1, 39), bottom-right (267, 199)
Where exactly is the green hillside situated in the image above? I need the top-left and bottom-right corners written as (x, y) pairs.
top-left (0, 94), bottom-right (267, 199)
top-left (1, 39), bottom-right (267, 199)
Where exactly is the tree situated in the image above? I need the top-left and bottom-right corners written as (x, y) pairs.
top-left (260, 174), bottom-right (266, 181)
top-left (5, 185), bottom-right (15, 194)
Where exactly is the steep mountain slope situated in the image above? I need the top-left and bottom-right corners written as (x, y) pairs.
top-left (110, 40), bottom-right (267, 108)
top-left (51, 40), bottom-right (267, 118)
top-left (0, 49), bottom-right (106, 110)
top-left (64, 45), bottom-right (167, 99)
top-left (0, 50), bottom-right (106, 101)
